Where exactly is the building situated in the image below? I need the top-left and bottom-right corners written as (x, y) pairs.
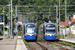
top-left (60, 13), bottom-right (75, 35)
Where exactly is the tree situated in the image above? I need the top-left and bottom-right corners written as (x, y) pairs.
top-left (0, 0), bottom-right (8, 5)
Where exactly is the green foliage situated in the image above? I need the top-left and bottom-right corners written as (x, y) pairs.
top-left (51, 43), bottom-right (58, 47)
top-left (22, 37), bottom-right (30, 47)
top-left (37, 37), bottom-right (46, 42)
top-left (0, 0), bottom-right (75, 35)
top-left (5, 37), bottom-right (10, 39)
top-left (18, 33), bottom-right (21, 36)
top-left (57, 34), bottom-right (61, 39)
top-left (0, 31), bottom-right (3, 36)
top-left (5, 34), bottom-right (7, 36)
top-left (60, 41), bottom-right (75, 46)
top-left (0, 0), bottom-right (8, 5)
top-left (37, 20), bottom-right (44, 34)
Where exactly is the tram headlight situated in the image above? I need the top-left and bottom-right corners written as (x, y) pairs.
top-left (32, 35), bottom-right (36, 36)
top-left (46, 35), bottom-right (50, 36)
top-left (25, 34), bottom-right (30, 36)
top-left (27, 35), bottom-right (30, 36)
top-left (52, 34), bottom-right (55, 36)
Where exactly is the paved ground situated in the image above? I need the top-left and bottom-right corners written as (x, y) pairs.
top-left (16, 36), bottom-right (27, 50)
top-left (60, 38), bottom-right (75, 43)
top-left (0, 36), bottom-right (3, 40)
top-left (0, 36), bottom-right (17, 50)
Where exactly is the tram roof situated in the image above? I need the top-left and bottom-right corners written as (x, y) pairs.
top-left (24, 23), bottom-right (37, 26)
top-left (44, 22), bottom-right (56, 26)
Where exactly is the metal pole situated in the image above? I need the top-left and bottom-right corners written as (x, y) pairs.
top-left (69, 21), bottom-right (71, 38)
top-left (15, 5), bottom-right (17, 17)
top-left (3, 24), bottom-right (5, 40)
top-left (15, 5), bottom-right (18, 34)
top-left (65, 0), bottom-right (67, 37)
top-left (8, 1), bottom-right (10, 37)
top-left (59, 0), bottom-right (60, 34)
top-left (49, 6), bottom-right (51, 22)
top-left (56, 5), bottom-right (58, 34)
top-left (43, 13), bottom-right (44, 19)
top-left (49, 6), bottom-right (50, 16)
top-left (11, 0), bottom-right (12, 36)
top-left (69, 15), bottom-right (71, 38)
top-left (3, 7), bottom-right (5, 40)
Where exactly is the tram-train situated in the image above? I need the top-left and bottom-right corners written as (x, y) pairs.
top-left (39, 21), bottom-right (57, 40)
top-left (23, 23), bottom-right (37, 40)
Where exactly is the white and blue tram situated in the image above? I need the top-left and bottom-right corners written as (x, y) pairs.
top-left (23, 23), bottom-right (37, 40)
top-left (40, 22), bottom-right (57, 40)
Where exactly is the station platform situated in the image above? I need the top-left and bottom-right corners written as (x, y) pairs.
top-left (16, 36), bottom-right (27, 50)
top-left (0, 36), bottom-right (17, 50)
top-left (59, 38), bottom-right (75, 44)
top-left (0, 36), bottom-right (28, 50)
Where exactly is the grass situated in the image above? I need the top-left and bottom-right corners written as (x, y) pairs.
top-left (0, 34), bottom-right (8, 36)
top-left (51, 43), bottom-right (59, 47)
top-left (5, 37), bottom-right (10, 39)
top-left (5, 34), bottom-right (8, 36)
top-left (57, 34), bottom-right (61, 39)
top-left (18, 33), bottom-right (21, 36)
top-left (60, 41), bottom-right (75, 46)
top-left (22, 37), bottom-right (30, 47)
top-left (37, 37), bottom-right (46, 42)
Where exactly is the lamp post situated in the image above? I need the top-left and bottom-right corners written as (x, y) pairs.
top-left (11, 0), bottom-right (12, 36)
top-left (15, 5), bottom-right (17, 17)
top-left (59, 0), bottom-right (60, 34)
top-left (69, 15), bottom-right (71, 38)
top-left (2, 6), bottom-right (5, 40)
top-left (7, 1), bottom-right (11, 37)
top-left (15, 5), bottom-right (18, 33)
top-left (49, 6), bottom-right (51, 22)
top-left (65, 0), bottom-right (67, 37)
top-left (56, 5), bottom-right (58, 34)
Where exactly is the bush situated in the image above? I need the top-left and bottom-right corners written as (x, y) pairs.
top-left (57, 34), bottom-right (61, 39)
top-left (37, 37), bottom-right (46, 42)
top-left (0, 31), bottom-right (3, 36)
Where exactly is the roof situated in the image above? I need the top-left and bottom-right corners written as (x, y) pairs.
top-left (60, 18), bottom-right (75, 26)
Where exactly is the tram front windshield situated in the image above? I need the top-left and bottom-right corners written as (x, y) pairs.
top-left (46, 24), bottom-right (55, 33)
top-left (46, 29), bottom-right (55, 33)
top-left (26, 24), bottom-right (35, 28)
top-left (26, 24), bottom-right (36, 33)
top-left (46, 24), bottom-right (55, 28)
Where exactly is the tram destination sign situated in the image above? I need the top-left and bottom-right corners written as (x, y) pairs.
top-left (46, 27), bottom-right (55, 29)
top-left (0, 16), bottom-right (3, 22)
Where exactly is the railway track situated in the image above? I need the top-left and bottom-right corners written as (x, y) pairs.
top-left (36, 41), bottom-right (75, 50)
top-left (27, 42), bottom-right (48, 50)
top-left (49, 41), bottom-right (75, 50)
top-left (18, 32), bottom-right (75, 50)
